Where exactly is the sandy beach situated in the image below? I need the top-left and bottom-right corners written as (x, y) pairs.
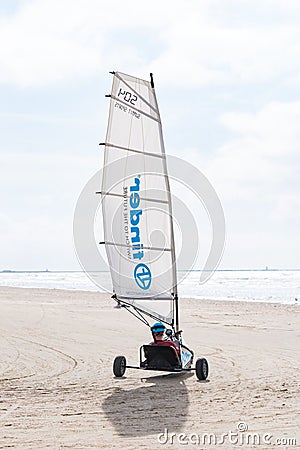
top-left (0, 286), bottom-right (299, 449)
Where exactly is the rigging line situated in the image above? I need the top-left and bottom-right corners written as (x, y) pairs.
top-left (99, 191), bottom-right (168, 205)
top-left (117, 299), bottom-right (173, 327)
top-left (131, 307), bottom-right (151, 327)
top-left (103, 142), bottom-right (165, 159)
top-left (134, 307), bottom-right (151, 326)
top-left (110, 95), bottom-right (160, 123)
top-left (100, 241), bottom-right (172, 252)
top-left (114, 72), bottom-right (158, 113)
top-left (119, 303), bottom-right (150, 327)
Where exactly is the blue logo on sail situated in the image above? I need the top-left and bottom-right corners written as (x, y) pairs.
top-left (129, 176), bottom-right (152, 289)
top-left (134, 263), bottom-right (152, 290)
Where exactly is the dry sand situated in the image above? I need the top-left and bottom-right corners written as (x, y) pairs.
top-left (0, 286), bottom-right (299, 449)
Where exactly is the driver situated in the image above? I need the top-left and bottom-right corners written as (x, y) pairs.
top-left (150, 322), bottom-right (180, 355)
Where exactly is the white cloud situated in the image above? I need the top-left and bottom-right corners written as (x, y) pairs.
top-left (1, 0), bottom-right (300, 87)
top-left (0, 0), bottom-right (99, 86)
top-left (0, 0), bottom-right (170, 87)
top-left (0, 150), bottom-right (99, 269)
top-left (151, 20), bottom-right (300, 86)
top-left (168, 100), bottom-right (300, 266)
top-left (270, 193), bottom-right (300, 222)
top-left (1, 1), bottom-right (300, 269)
top-left (196, 100), bottom-right (300, 266)
top-left (205, 101), bottom-right (300, 196)
top-left (220, 102), bottom-right (300, 153)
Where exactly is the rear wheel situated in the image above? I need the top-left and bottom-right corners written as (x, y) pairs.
top-left (195, 357), bottom-right (209, 380)
top-left (113, 355), bottom-right (126, 377)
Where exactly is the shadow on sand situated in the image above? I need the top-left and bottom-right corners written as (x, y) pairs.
top-left (102, 371), bottom-right (193, 437)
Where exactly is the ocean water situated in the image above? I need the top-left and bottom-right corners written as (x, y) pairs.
top-left (0, 270), bottom-right (299, 305)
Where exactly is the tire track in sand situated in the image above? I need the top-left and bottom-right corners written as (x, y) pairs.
top-left (0, 335), bottom-right (78, 382)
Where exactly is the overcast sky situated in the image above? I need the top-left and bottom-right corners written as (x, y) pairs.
top-left (0, 0), bottom-right (300, 271)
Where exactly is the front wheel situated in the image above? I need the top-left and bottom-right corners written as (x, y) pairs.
top-left (195, 357), bottom-right (209, 380)
top-left (113, 355), bottom-right (126, 377)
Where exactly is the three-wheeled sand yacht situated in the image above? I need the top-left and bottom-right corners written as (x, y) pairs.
top-left (112, 325), bottom-right (209, 381)
top-left (100, 71), bottom-right (209, 381)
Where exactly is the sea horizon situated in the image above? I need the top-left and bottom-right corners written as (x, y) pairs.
top-left (1, 268), bottom-right (300, 273)
top-left (1, 269), bottom-right (299, 305)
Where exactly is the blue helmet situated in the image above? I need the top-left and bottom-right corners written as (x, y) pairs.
top-left (151, 322), bottom-right (166, 333)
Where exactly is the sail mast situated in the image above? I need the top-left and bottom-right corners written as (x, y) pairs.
top-left (149, 73), bottom-right (179, 332)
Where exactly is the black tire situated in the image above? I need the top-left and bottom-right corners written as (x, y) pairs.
top-left (195, 357), bottom-right (209, 380)
top-left (113, 355), bottom-right (126, 377)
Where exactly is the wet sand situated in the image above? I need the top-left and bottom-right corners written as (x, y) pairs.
top-left (0, 287), bottom-right (299, 449)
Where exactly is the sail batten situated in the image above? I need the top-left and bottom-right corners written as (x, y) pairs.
top-left (101, 241), bottom-right (172, 252)
top-left (104, 142), bottom-right (166, 159)
top-left (100, 191), bottom-right (168, 205)
top-left (101, 71), bottom-right (177, 326)
top-left (118, 296), bottom-right (173, 300)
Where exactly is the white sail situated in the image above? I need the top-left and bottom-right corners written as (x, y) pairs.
top-left (101, 72), bottom-right (177, 325)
